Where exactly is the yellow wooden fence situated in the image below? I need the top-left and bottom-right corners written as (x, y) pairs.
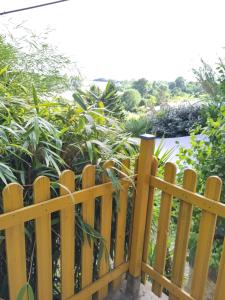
top-left (1, 134), bottom-right (225, 300)
top-left (129, 135), bottom-right (225, 300)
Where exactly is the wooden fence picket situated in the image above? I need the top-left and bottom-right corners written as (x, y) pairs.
top-left (113, 159), bottom-right (130, 290)
top-left (34, 176), bottom-right (52, 300)
top-left (169, 169), bottom-right (197, 300)
top-left (3, 183), bottom-right (28, 300)
top-left (128, 156), bottom-right (139, 259)
top-left (142, 157), bottom-right (158, 284)
top-left (214, 238), bottom-right (225, 300)
top-left (98, 160), bottom-right (114, 300)
top-left (81, 165), bottom-right (96, 300)
top-left (59, 170), bottom-right (75, 299)
top-left (191, 176), bottom-right (222, 300)
top-left (152, 162), bottom-right (176, 297)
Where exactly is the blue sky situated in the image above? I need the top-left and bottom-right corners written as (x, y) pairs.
top-left (1, 0), bottom-right (225, 81)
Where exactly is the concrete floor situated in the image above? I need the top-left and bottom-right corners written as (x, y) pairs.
top-left (106, 281), bottom-right (168, 300)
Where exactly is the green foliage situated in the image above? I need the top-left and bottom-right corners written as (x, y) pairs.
top-left (149, 105), bottom-right (205, 137)
top-left (16, 283), bottom-right (34, 300)
top-left (0, 85), bottom-right (136, 298)
top-left (132, 78), bottom-right (149, 97)
top-left (76, 81), bottom-right (124, 119)
top-left (175, 76), bottom-right (186, 92)
top-left (124, 105), bottom-right (204, 138)
top-left (119, 77), bottom-right (203, 107)
top-left (124, 115), bottom-right (150, 136)
top-left (0, 28), bottom-right (80, 97)
top-left (0, 30), bottom-right (137, 298)
top-left (177, 56), bottom-right (225, 272)
top-left (121, 89), bottom-right (141, 111)
top-left (98, 81), bottom-right (124, 118)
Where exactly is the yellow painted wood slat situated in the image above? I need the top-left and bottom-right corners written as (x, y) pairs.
top-left (34, 176), bottom-right (52, 300)
top-left (191, 176), bottom-right (222, 300)
top-left (142, 157), bottom-right (158, 284)
top-left (214, 238), bottom-right (225, 300)
top-left (59, 170), bottom-right (75, 299)
top-left (152, 162), bottom-right (177, 297)
top-left (98, 160), bottom-right (114, 300)
top-left (128, 156), bottom-right (139, 259)
top-left (142, 263), bottom-right (195, 300)
top-left (169, 169), bottom-right (197, 300)
top-left (3, 183), bottom-right (28, 300)
top-left (112, 159), bottom-right (130, 290)
top-left (81, 165), bottom-right (96, 300)
top-left (129, 137), bottom-right (155, 277)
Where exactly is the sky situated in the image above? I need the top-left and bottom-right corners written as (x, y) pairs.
top-left (0, 0), bottom-right (225, 81)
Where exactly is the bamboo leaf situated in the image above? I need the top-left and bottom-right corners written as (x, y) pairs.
top-left (16, 283), bottom-right (34, 300)
top-left (32, 85), bottom-right (40, 115)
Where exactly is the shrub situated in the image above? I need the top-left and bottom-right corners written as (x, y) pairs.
top-left (121, 89), bottom-right (141, 111)
top-left (124, 116), bottom-right (151, 137)
top-left (149, 104), bottom-right (205, 137)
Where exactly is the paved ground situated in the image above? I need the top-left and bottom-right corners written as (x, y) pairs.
top-left (130, 134), bottom-right (205, 163)
top-left (106, 281), bottom-right (168, 300)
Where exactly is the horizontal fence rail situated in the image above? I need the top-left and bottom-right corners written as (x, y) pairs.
top-left (0, 179), bottom-right (132, 231)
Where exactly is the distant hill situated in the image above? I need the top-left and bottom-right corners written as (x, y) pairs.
top-left (93, 78), bottom-right (108, 82)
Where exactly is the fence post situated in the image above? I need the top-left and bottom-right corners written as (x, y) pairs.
top-left (126, 134), bottom-right (155, 297)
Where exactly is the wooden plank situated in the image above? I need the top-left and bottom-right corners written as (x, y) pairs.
top-left (214, 238), bottom-right (225, 300)
top-left (33, 176), bottom-right (52, 300)
top-left (128, 156), bottom-right (139, 259)
top-left (81, 165), bottom-right (96, 300)
top-left (149, 175), bottom-right (225, 218)
top-left (68, 262), bottom-right (129, 300)
top-left (142, 263), bottom-right (195, 300)
top-left (169, 169), bottom-right (197, 300)
top-left (152, 162), bottom-right (177, 297)
top-left (142, 157), bottom-right (158, 284)
top-left (129, 137), bottom-right (155, 278)
top-left (98, 160), bottom-right (114, 300)
top-left (191, 176), bottom-right (222, 300)
top-left (0, 180), bottom-right (132, 231)
top-left (3, 183), bottom-right (28, 300)
top-left (59, 170), bottom-right (75, 299)
top-left (113, 159), bottom-right (130, 290)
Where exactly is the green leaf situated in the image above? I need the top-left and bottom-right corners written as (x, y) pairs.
top-left (73, 92), bottom-right (87, 110)
top-left (0, 65), bottom-right (8, 76)
top-left (32, 85), bottom-right (40, 115)
top-left (86, 141), bottom-right (93, 163)
top-left (16, 283), bottom-right (34, 300)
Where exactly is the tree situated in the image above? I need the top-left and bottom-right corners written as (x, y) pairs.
top-left (156, 84), bottom-right (170, 105)
top-left (132, 78), bottom-right (149, 97)
top-left (175, 76), bottom-right (186, 92)
top-left (101, 81), bottom-right (124, 118)
top-left (121, 89), bottom-right (141, 111)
